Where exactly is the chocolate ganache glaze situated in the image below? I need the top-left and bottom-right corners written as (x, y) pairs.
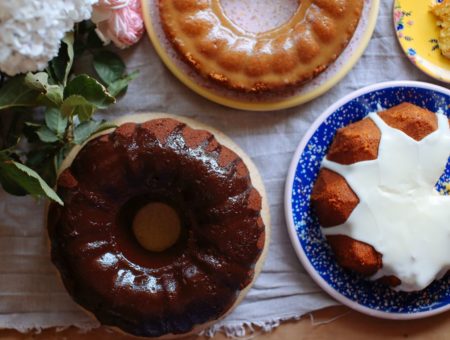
top-left (48, 118), bottom-right (266, 337)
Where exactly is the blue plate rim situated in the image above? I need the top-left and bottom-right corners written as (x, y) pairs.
top-left (284, 80), bottom-right (450, 320)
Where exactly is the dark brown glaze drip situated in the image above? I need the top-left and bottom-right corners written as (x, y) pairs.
top-left (311, 103), bottom-right (442, 287)
top-left (48, 118), bottom-right (265, 337)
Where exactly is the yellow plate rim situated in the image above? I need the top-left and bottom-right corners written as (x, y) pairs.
top-left (393, 0), bottom-right (450, 84)
top-left (141, 0), bottom-right (380, 112)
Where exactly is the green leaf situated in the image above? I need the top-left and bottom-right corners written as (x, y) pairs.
top-left (44, 85), bottom-right (64, 107)
top-left (48, 32), bottom-right (74, 85)
top-left (26, 146), bottom-right (59, 187)
top-left (45, 108), bottom-right (68, 135)
top-left (64, 75), bottom-right (115, 109)
top-left (0, 173), bottom-right (27, 195)
top-left (73, 121), bottom-right (97, 145)
top-left (54, 144), bottom-right (73, 171)
top-left (0, 76), bottom-right (40, 110)
top-left (24, 72), bottom-right (49, 91)
top-left (61, 95), bottom-right (96, 121)
top-left (107, 70), bottom-right (139, 97)
top-left (0, 162), bottom-right (28, 196)
top-left (74, 120), bottom-right (116, 145)
top-left (49, 48), bottom-right (68, 85)
top-left (93, 51), bottom-right (125, 85)
top-left (92, 121), bottom-right (116, 135)
top-left (26, 72), bottom-right (63, 107)
top-left (0, 154), bottom-right (63, 204)
top-left (36, 126), bottom-right (60, 143)
top-left (63, 33), bottom-right (75, 84)
top-left (11, 161), bottom-right (62, 204)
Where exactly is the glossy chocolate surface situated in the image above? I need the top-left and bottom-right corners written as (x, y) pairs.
top-left (48, 119), bottom-right (265, 337)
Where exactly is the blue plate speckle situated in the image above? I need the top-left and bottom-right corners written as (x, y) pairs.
top-left (285, 82), bottom-right (450, 318)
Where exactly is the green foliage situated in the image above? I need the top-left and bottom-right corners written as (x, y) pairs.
top-left (45, 108), bottom-right (68, 136)
top-left (94, 51), bottom-right (139, 97)
top-left (108, 70), bottom-right (139, 97)
top-left (61, 95), bottom-right (96, 121)
top-left (64, 75), bottom-right (115, 109)
top-left (0, 22), bottom-right (139, 204)
top-left (74, 120), bottom-right (116, 145)
top-left (94, 51), bottom-right (125, 84)
top-left (0, 76), bottom-right (40, 110)
top-left (12, 161), bottom-right (61, 203)
top-left (36, 126), bottom-right (60, 143)
top-left (48, 33), bottom-right (74, 86)
top-left (25, 72), bottom-right (64, 107)
top-left (0, 152), bottom-right (62, 204)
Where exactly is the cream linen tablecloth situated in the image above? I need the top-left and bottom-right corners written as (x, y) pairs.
top-left (0, 1), bottom-right (438, 336)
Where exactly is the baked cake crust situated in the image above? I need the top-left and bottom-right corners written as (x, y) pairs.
top-left (159, 0), bottom-right (364, 92)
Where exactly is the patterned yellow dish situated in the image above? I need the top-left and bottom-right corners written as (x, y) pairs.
top-left (394, 0), bottom-right (450, 83)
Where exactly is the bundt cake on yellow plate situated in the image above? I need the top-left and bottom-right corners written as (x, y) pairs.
top-left (311, 103), bottom-right (450, 291)
top-left (159, 0), bottom-right (364, 92)
top-left (47, 113), bottom-right (270, 338)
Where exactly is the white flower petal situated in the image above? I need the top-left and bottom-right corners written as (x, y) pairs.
top-left (0, 0), bottom-right (99, 76)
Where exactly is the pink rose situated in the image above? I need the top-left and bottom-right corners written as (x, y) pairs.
top-left (92, 0), bottom-right (145, 49)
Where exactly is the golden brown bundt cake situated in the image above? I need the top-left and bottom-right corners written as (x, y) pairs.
top-left (311, 102), bottom-right (445, 287)
top-left (159, 0), bottom-right (364, 92)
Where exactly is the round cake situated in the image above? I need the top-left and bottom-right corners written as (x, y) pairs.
top-left (159, 0), bottom-right (364, 92)
top-left (311, 102), bottom-right (450, 291)
top-left (47, 113), bottom-right (270, 337)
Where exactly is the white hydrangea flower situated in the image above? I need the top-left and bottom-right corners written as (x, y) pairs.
top-left (0, 0), bottom-right (98, 76)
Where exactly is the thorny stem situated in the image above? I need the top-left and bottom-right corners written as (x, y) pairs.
top-left (66, 115), bottom-right (75, 144)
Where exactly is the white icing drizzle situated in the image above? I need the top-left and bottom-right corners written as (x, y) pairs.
top-left (321, 112), bottom-right (450, 292)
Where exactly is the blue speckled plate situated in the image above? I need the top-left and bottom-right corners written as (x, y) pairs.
top-left (285, 81), bottom-right (450, 319)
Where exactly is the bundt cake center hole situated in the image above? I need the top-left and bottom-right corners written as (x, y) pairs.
top-left (219, 0), bottom-right (300, 34)
top-left (132, 202), bottom-right (182, 253)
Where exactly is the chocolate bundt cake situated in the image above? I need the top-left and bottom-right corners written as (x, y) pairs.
top-left (159, 0), bottom-right (364, 92)
top-left (311, 103), bottom-right (450, 291)
top-left (47, 114), bottom-right (270, 337)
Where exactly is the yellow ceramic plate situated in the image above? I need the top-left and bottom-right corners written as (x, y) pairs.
top-left (141, 0), bottom-right (379, 111)
top-left (394, 0), bottom-right (450, 83)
